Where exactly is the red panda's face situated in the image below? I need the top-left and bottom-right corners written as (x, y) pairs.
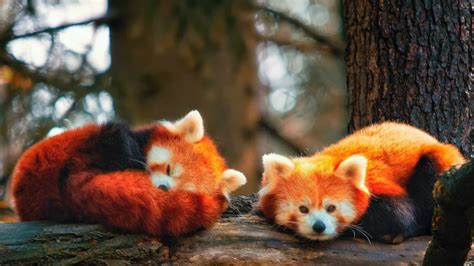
top-left (145, 111), bottom-right (246, 197)
top-left (258, 154), bottom-right (369, 241)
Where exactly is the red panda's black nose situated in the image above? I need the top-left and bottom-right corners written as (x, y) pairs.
top-left (158, 185), bottom-right (169, 192)
top-left (312, 221), bottom-right (326, 234)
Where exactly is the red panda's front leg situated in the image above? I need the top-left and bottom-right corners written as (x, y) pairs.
top-left (66, 170), bottom-right (227, 237)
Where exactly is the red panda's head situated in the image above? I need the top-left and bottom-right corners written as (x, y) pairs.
top-left (144, 110), bottom-right (246, 197)
top-left (258, 153), bottom-right (370, 241)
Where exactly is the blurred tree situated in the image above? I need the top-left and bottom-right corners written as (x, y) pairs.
top-left (0, 0), bottom-right (349, 198)
top-left (345, 2), bottom-right (472, 263)
top-left (0, 0), bottom-right (113, 199)
top-left (0, 0), bottom-right (262, 195)
top-left (106, 0), bottom-right (260, 193)
top-left (345, 0), bottom-right (472, 158)
top-left (254, 1), bottom-right (348, 159)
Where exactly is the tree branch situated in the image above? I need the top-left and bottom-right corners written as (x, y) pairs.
top-left (5, 14), bottom-right (117, 41)
top-left (259, 118), bottom-right (308, 156)
top-left (0, 51), bottom-right (106, 95)
top-left (257, 34), bottom-right (332, 54)
top-left (255, 5), bottom-right (345, 57)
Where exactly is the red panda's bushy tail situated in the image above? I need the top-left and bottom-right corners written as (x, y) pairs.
top-left (423, 143), bottom-right (466, 174)
top-left (67, 170), bottom-right (228, 237)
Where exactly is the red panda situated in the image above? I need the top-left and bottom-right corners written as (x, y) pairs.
top-left (258, 122), bottom-right (465, 243)
top-left (12, 110), bottom-right (246, 237)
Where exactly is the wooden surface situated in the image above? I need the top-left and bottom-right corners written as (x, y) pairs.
top-left (1, 195), bottom-right (473, 264)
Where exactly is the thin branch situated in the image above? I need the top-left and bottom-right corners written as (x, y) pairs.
top-left (258, 34), bottom-right (334, 54)
top-left (259, 118), bottom-right (308, 156)
top-left (0, 51), bottom-right (106, 95)
top-left (254, 5), bottom-right (345, 57)
top-left (5, 14), bottom-right (117, 41)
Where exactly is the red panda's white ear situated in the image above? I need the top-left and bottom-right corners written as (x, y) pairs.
top-left (221, 169), bottom-right (247, 193)
top-left (165, 110), bottom-right (204, 143)
top-left (335, 155), bottom-right (369, 194)
top-left (262, 153), bottom-right (295, 185)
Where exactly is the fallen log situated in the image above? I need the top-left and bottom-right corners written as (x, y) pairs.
top-left (0, 195), bottom-right (473, 264)
top-left (423, 159), bottom-right (474, 266)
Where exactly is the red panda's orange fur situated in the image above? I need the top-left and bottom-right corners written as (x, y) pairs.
top-left (319, 122), bottom-right (465, 221)
top-left (144, 125), bottom-right (227, 193)
top-left (12, 112), bottom-right (243, 237)
top-left (259, 122), bottom-right (465, 239)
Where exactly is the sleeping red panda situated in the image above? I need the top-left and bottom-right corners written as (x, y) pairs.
top-left (258, 122), bottom-right (465, 243)
top-left (12, 110), bottom-right (246, 237)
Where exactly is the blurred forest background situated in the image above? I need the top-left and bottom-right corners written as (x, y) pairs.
top-left (0, 0), bottom-right (347, 197)
top-left (0, 0), bottom-right (471, 204)
top-left (0, 1), bottom-right (471, 263)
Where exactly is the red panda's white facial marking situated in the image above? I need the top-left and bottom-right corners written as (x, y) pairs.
top-left (146, 111), bottom-right (247, 195)
top-left (300, 208), bottom-right (338, 240)
top-left (147, 146), bottom-right (186, 191)
top-left (147, 146), bottom-right (171, 164)
top-left (147, 110), bottom-right (207, 192)
top-left (146, 143), bottom-right (246, 194)
top-left (259, 153), bottom-right (364, 241)
top-left (274, 196), bottom-right (357, 240)
top-left (151, 173), bottom-right (175, 191)
top-left (147, 111), bottom-right (247, 195)
top-left (171, 164), bottom-right (183, 177)
top-left (337, 200), bottom-right (357, 221)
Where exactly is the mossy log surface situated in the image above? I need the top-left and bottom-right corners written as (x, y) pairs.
top-left (423, 159), bottom-right (474, 266)
top-left (1, 195), bottom-right (473, 265)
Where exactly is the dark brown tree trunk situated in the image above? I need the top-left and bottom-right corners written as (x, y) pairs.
top-left (344, 0), bottom-right (472, 158)
top-left (345, 2), bottom-right (473, 264)
top-left (107, 0), bottom-right (260, 193)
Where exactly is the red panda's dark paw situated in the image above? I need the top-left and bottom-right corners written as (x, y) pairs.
top-left (214, 194), bottom-right (229, 213)
top-left (381, 233), bottom-right (404, 244)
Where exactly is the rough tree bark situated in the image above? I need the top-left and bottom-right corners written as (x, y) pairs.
top-left (107, 0), bottom-right (260, 193)
top-left (345, 1), bottom-right (473, 265)
top-left (345, 0), bottom-right (472, 157)
top-left (423, 159), bottom-right (474, 265)
top-left (2, 195), bottom-right (473, 264)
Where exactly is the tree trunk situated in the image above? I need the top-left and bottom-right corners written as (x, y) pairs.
top-left (344, 0), bottom-right (472, 158)
top-left (107, 0), bottom-right (260, 193)
top-left (3, 195), bottom-right (472, 264)
top-left (345, 2), bottom-right (473, 264)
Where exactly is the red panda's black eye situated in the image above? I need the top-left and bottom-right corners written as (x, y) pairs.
top-left (299, 205), bottom-right (309, 214)
top-left (166, 165), bottom-right (171, 175)
top-left (326, 205), bottom-right (336, 213)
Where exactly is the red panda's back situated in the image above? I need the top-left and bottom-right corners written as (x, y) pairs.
top-left (321, 122), bottom-right (465, 185)
top-left (12, 125), bottom-right (100, 221)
